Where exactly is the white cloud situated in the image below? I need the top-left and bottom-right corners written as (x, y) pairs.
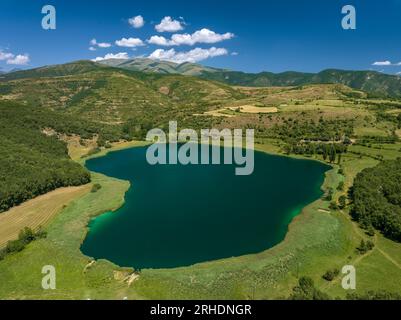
top-left (98, 43), bottom-right (111, 48)
top-left (89, 39), bottom-right (112, 50)
top-left (155, 16), bottom-right (184, 32)
top-left (115, 37), bottom-right (144, 48)
top-left (6, 54), bottom-right (30, 65)
top-left (372, 61), bottom-right (392, 66)
top-left (147, 35), bottom-right (171, 46)
top-left (173, 29), bottom-right (234, 45)
top-left (92, 52), bottom-right (130, 62)
top-left (0, 50), bottom-right (30, 65)
top-left (129, 15), bottom-right (145, 28)
top-left (231, 52), bottom-right (239, 56)
top-left (147, 28), bottom-right (234, 46)
top-left (148, 47), bottom-right (228, 64)
top-left (0, 51), bottom-right (15, 61)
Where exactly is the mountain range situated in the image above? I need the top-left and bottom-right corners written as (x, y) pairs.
top-left (98, 58), bottom-right (401, 98)
top-left (1, 58), bottom-right (401, 99)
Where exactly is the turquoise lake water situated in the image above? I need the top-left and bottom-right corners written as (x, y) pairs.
top-left (81, 145), bottom-right (329, 269)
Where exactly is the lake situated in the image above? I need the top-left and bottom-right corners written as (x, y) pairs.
top-left (81, 145), bottom-right (330, 269)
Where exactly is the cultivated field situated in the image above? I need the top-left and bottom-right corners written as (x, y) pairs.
top-left (0, 185), bottom-right (91, 248)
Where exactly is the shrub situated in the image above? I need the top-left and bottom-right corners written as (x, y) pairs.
top-left (322, 268), bottom-right (340, 281)
top-left (91, 183), bottom-right (102, 193)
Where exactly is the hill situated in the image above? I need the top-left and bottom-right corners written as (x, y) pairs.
top-left (98, 58), bottom-right (221, 76)
top-left (0, 101), bottom-right (91, 213)
top-left (96, 58), bottom-right (401, 98)
top-left (200, 69), bottom-right (401, 98)
top-left (0, 60), bottom-right (244, 137)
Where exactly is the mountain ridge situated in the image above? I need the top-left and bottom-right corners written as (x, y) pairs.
top-left (2, 59), bottom-right (401, 98)
top-left (100, 58), bottom-right (401, 98)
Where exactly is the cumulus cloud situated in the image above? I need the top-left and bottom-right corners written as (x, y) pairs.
top-left (89, 39), bottom-right (112, 50)
top-left (372, 61), bottom-right (392, 66)
top-left (147, 35), bottom-right (172, 46)
top-left (115, 37), bottom-right (144, 48)
top-left (148, 47), bottom-right (228, 64)
top-left (0, 51), bottom-right (30, 65)
top-left (129, 15), bottom-right (145, 28)
top-left (92, 52), bottom-right (130, 62)
top-left (147, 28), bottom-right (234, 46)
top-left (0, 51), bottom-right (15, 61)
top-left (6, 54), bottom-right (30, 65)
top-left (155, 16), bottom-right (184, 32)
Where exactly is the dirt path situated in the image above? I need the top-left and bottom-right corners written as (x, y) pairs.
top-left (376, 247), bottom-right (401, 271)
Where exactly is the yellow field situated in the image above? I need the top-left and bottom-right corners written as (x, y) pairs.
top-left (233, 105), bottom-right (278, 113)
top-left (0, 185), bottom-right (91, 247)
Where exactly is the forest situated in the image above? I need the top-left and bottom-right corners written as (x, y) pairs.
top-left (350, 159), bottom-right (401, 241)
top-left (0, 101), bottom-right (97, 212)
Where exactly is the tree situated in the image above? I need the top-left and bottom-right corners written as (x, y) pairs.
top-left (329, 144), bottom-right (337, 163)
top-left (337, 153), bottom-right (342, 165)
top-left (322, 268), bottom-right (340, 281)
top-left (289, 276), bottom-right (331, 300)
top-left (338, 195), bottom-right (347, 209)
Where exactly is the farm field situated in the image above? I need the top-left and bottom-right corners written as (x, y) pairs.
top-left (0, 185), bottom-right (90, 248)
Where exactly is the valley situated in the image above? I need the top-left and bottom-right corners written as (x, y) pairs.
top-left (1, 60), bottom-right (401, 299)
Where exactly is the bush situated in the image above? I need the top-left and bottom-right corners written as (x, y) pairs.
top-left (91, 183), bottom-right (102, 193)
top-left (356, 239), bottom-right (375, 254)
top-left (0, 227), bottom-right (48, 261)
top-left (289, 276), bottom-right (331, 300)
top-left (322, 268), bottom-right (340, 281)
top-left (338, 195), bottom-right (347, 209)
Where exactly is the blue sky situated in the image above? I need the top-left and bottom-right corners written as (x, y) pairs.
top-left (1, 0), bottom-right (401, 73)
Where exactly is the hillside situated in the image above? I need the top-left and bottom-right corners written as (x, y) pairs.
top-left (0, 101), bottom-right (91, 213)
top-left (0, 61), bottom-right (244, 133)
top-left (96, 58), bottom-right (401, 98)
top-left (99, 58), bottom-right (221, 76)
top-left (200, 69), bottom-right (401, 98)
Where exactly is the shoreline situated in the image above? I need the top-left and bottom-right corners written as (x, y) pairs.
top-left (78, 140), bottom-right (338, 270)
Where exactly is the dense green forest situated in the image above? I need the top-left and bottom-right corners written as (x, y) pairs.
top-left (350, 159), bottom-right (401, 241)
top-left (0, 102), bottom-right (97, 212)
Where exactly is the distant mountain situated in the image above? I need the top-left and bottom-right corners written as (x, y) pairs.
top-left (98, 58), bottom-right (223, 76)
top-left (1, 60), bottom-right (105, 80)
top-left (98, 58), bottom-right (401, 98)
top-left (4, 59), bottom-right (401, 98)
top-left (200, 69), bottom-right (401, 98)
top-left (6, 68), bottom-right (22, 73)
